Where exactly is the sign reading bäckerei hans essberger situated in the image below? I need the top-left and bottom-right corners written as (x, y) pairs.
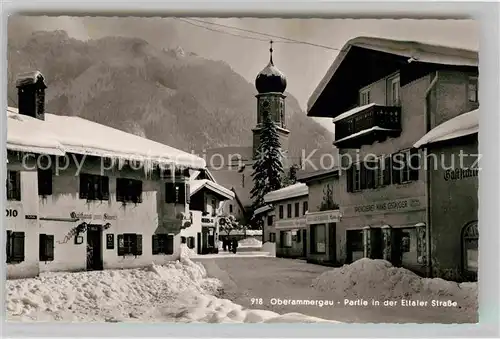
top-left (342, 196), bottom-right (426, 217)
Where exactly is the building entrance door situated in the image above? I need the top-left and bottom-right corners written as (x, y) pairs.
top-left (302, 229), bottom-right (307, 256)
top-left (86, 225), bottom-right (103, 271)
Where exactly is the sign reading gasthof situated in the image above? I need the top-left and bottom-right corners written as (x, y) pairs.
top-left (306, 210), bottom-right (341, 224)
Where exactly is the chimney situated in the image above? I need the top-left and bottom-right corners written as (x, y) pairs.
top-left (16, 71), bottom-right (47, 120)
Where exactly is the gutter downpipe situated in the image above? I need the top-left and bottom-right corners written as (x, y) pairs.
top-left (423, 71), bottom-right (439, 278)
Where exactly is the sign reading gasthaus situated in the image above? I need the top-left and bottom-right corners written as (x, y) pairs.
top-left (306, 210), bottom-right (341, 224)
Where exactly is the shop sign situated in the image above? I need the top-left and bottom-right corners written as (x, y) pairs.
top-left (342, 196), bottom-right (425, 217)
top-left (70, 211), bottom-right (117, 221)
top-left (306, 210), bottom-right (341, 225)
top-left (275, 217), bottom-right (306, 229)
top-left (444, 168), bottom-right (479, 181)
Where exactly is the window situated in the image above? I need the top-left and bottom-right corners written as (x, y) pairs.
top-left (280, 231), bottom-right (292, 248)
top-left (39, 234), bottom-right (54, 261)
top-left (310, 224), bottom-right (326, 254)
top-left (360, 88), bottom-right (371, 106)
top-left (187, 236), bottom-right (195, 249)
top-left (269, 232), bottom-right (276, 243)
top-left (388, 75), bottom-right (401, 106)
top-left (462, 221), bottom-right (478, 277)
top-left (267, 215), bottom-right (273, 226)
top-left (80, 173), bottom-right (109, 201)
top-left (116, 178), bottom-right (143, 203)
top-left (6, 231), bottom-right (25, 263)
top-left (38, 168), bottom-right (52, 196)
top-left (152, 234), bottom-right (174, 255)
top-left (165, 182), bottom-right (189, 204)
top-left (294, 202), bottom-right (300, 217)
top-left (211, 199), bottom-right (217, 216)
top-left (117, 233), bottom-right (142, 256)
top-left (229, 204), bottom-right (233, 213)
top-left (303, 201), bottom-right (308, 215)
top-left (181, 236), bottom-right (187, 244)
top-left (6, 170), bottom-right (21, 201)
top-left (287, 204), bottom-right (292, 218)
top-left (392, 149), bottom-right (419, 184)
top-left (279, 205), bottom-right (284, 219)
top-left (347, 163), bottom-right (375, 192)
top-left (468, 76), bottom-right (478, 103)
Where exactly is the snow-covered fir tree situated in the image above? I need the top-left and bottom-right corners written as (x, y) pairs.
top-left (250, 112), bottom-right (284, 210)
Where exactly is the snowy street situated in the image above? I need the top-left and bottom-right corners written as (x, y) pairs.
top-left (196, 256), bottom-right (478, 324)
top-left (6, 245), bottom-right (477, 324)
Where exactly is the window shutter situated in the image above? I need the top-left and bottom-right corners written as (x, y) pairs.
top-left (15, 171), bottom-right (21, 200)
top-left (117, 234), bottom-right (125, 256)
top-left (346, 167), bottom-right (353, 192)
top-left (134, 234), bottom-right (143, 256)
top-left (165, 182), bottom-right (175, 203)
top-left (166, 235), bottom-right (174, 255)
top-left (136, 181), bottom-right (143, 203)
top-left (101, 176), bottom-right (110, 200)
top-left (185, 184), bottom-right (190, 204)
top-left (383, 156), bottom-right (392, 186)
top-left (79, 174), bottom-right (89, 199)
top-left (177, 184), bottom-right (186, 204)
top-left (116, 179), bottom-right (124, 202)
top-left (46, 235), bottom-right (54, 261)
top-left (409, 148), bottom-right (420, 181)
top-left (188, 236), bottom-right (195, 249)
top-left (6, 230), bottom-right (12, 262)
top-left (360, 164), bottom-right (367, 189)
top-left (152, 234), bottom-right (159, 255)
top-left (12, 232), bottom-right (25, 262)
top-left (392, 154), bottom-right (402, 184)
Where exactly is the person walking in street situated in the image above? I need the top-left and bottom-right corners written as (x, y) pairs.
top-left (232, 238), bottom-right (238, 254)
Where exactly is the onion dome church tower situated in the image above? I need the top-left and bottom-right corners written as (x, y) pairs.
top-left (252, 41), bottom-right (290, 160)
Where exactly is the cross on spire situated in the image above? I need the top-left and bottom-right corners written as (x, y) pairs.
top-left (269, 40), bottom-right (274, 65)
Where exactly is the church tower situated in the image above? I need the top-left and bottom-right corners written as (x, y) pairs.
top-left (252, 41), bottom-right (290, 159)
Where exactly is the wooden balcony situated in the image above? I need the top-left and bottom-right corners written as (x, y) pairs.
top-left (334, 104), bottom-right (402, 149)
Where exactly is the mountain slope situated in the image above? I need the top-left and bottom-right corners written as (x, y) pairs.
top-left (7, 30), bottom-right (335, 161)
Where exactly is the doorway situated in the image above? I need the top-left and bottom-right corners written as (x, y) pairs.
top-left (302, 229), bottom-right (307, 256)
top-left (86, 225), bottom-right (103, 271)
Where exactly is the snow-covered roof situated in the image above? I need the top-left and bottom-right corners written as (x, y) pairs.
top-left (16, 70), bottom-right (46, 87)
top-left (413, 109), bottom-right (478, 148)
top-left (264, 183), bottom-right (308, 203)
top-left (308, 36), bottom-right (478, 117)
top-left (253, 204), bottom-right (273, 217)
top-left (332, 103), bottom-right (377, 123)
top-left (190, 179), bottom-right (235, 200)
top-left (6, 107), bottom-right (206, 169)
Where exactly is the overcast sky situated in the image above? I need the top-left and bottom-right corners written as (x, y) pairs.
top-left (9, 16), bottom-right (479, 133)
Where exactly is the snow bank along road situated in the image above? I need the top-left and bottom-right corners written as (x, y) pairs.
top-left (5, 246), bottom-right (336, 323)
top-left (195, 257), bottom-right (478, 324)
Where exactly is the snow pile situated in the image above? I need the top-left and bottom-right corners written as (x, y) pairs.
top-left (238, 237), bottom-right (262, 248)
top-left (160, 294), bottom-right (338, 323)
top-left (311, 258), bottom-right (478, 312)
top-left (6, 259), bottom-right (221, 323)
top-left (261, 242), bottom-right (276, 257)
top-left (180, 243), bottom-right (197, 259)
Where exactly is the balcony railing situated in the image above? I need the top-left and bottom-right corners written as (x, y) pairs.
top-left (334, 105), bottom-right (402, 148)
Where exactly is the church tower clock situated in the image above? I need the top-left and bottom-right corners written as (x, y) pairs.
top-left (252, 41), bottom-right (290, 159)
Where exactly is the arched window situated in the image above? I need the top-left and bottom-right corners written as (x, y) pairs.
top-left (462, 221), bottom-right (478, 280)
